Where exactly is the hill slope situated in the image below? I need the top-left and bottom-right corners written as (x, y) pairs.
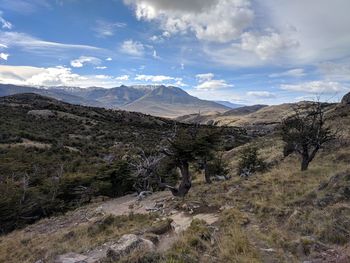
top-left (0, 94), bottom-right (349, 263)
top-left (0, 84), bottom-right (229, 118)
top-left (0, 93), bottom-right (243, 234)
top-left (123, 86), bottom-right (230, 118)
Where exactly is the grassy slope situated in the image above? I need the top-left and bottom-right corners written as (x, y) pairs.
top-left (0, 99), bottom-right (349, 262)
top-left (2, 131), bottom-right (349, 262)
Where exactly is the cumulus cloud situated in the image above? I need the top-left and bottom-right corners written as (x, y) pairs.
top-left (0, 65), bottom-right (129, 88)
top-left (115, 74), bottom-right (129, 81)
top-left (70, 56), bottom-right (101, 68)
top-left (247, 91), bottom-right (276, 98)
top-left (260, 0), bottom-right (350, 64)
top-left (0, 52), bottom-right (9, 61)
top-left (0, 11), bottom-right (12, 29)
top-left (269, 68), bottom-right (305, 78)
top-left (134, 74), bottom-right (186, 86)
top-left (194, 72), bottom-right (232, 90)
top-left (281, 81), bottom-right (347, 93)
top-left (196, 73), bottom-right (214, 82)
top-left (95, 66), bottom-right (107, 70)
top-left (135, 74), bottom-right (176, 82)
top-left (241, 31), bottom-right (299, 60)
top-left (124, 0), bottom-right (254, 43)
top-left (93, 20), bottom-right (126, 37)
top-left (120, 40), bottom-right (145, 56)
top-left (195, 79), bottom-right (233, 90)
top-left (106, 57), bottom-right (112, 61)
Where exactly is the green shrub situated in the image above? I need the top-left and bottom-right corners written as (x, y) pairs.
top-left (237, 146), bottom-right (266, 177)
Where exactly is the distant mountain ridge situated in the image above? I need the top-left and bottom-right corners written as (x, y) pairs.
top-left (0, 84), bottom-right (229, 118)
top-left (214, 101), bottom-right (244, 109)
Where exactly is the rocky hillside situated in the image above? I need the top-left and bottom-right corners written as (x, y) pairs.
top-left (0, 93), bottom-right (244, 234)
top-left (0, 93), bottom-right (349, 263)
top-left (0, 84), bottom-right (229, 118)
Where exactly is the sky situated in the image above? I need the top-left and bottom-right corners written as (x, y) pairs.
top-left (0, 0), bottom-right (350, 105)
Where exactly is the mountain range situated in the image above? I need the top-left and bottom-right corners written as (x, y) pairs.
top-left (0, 84), bottom-right (231, 118)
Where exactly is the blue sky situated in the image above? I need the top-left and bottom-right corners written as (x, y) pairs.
top-left (0, 0), bottom-right (349, 105)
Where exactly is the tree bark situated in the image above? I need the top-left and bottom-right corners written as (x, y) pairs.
top-left (157, 161), bottom-right (192, 197)
top-left (176, 161), bottom-right (192, 197)
top-left (203, 160), bottom-right (212, 184)
top-left (301, 155), bottom-right (310, 171)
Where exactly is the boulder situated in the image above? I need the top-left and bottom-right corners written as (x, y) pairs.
top-left (106, 234), bottom-right (155, 261)
top-left (145, 218), bottom-right (173, 235)
top-left (54, 252), bottom-right (88, 263)
top-left (341, 92), bottom-right (350, 104)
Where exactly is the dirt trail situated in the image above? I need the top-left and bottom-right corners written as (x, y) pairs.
top-left (100, 191), bottom-right (172, 216)
top-left (99, 191), bottom-right (220, 252)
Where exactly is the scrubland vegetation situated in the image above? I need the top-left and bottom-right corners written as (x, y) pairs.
top-left (0, 93), bottom-right (350, 262)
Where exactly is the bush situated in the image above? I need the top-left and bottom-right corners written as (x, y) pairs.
top-left (237, 146), bottom-right (266, 177)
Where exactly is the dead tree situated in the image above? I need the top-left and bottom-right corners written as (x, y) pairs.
top-left (131, 150), bottom-right (165, 193)
top-left (281, 102), bottom-right (336, 171)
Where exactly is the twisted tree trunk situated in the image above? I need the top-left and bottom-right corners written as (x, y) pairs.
top-left (159, 161), bottom-right (192, 197)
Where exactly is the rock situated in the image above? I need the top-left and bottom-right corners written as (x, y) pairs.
top-left (27, 109), bottom-right (55, 118)
top-left (136, 191), bottom-right (153, 201)
top-left (146, 218), bottom-right (173, 235)
top-left (214, 175), bottom-right (227, 181)
top-left (341, 91), bottom-right (350, 104)
top-left (54, 252), bottom-right (88, 263)
top-left (315, 171), bottom-right (350, 207)
top-left (106, 234), bottom-right (155, 261)
top-left (260, 248), bottom-right (276, 253)
top-left (142, 233), bottom-right (160, 244)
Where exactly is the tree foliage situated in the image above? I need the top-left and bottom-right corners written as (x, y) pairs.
top-left (281, 102), bottom-right (336, 171)
top-left (237, 146), bottom-right (265, 177)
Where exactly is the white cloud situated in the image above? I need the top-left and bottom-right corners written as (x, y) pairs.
top-left (0, 0), bottom-right (51, 14)
top-left (120, 40), bottom-right (145, 56)
top-left (93, 20), bottom-right (126, 37)
top-left (0, 31), bottom-right (101, 55)
top-left (0, 65), bottom-right (127, 88)
top-left (269, 68), bottom-right (306, 78)
top-left (0, 52), bottom-right (9, 61)
top-left (318, 62), bottom-right (350, 81)
top-left (124, 0), bottom-right (254, 43)
top-left (259, 0), bottom-right (350, 64)
top-left (152, 50), bottom-right (160, 59)
top-left (106, 57), bottom-right (113, 61)
top-left (281, 81), bottom-right (347, 94)
top-left (241, 31), bottom-right (299, 60)
top-left (189, 88), bottom-right (243, 102)
top-left (247, 91), bottom-right (276, 98)
top-left (0, 11), bottom-right (12, 29)
top-left (115, 74), bottom-right (129, 81)
top-left (194, 72), bottom-right (232, 90)
top-left (70, 56), bottom-right (101, 68)
top-left (195, 79), bottom-right (233, 90)
top-left (95, 66), bottom-right (107, 70)
top-left (135, 74), bottom-right (176, 82)
top-left (174, 79), bottom-right (187, 87)
top-left (0, 43), bottom-right (8, 48)
top-left (196, 73), bottom-right (214, 82)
